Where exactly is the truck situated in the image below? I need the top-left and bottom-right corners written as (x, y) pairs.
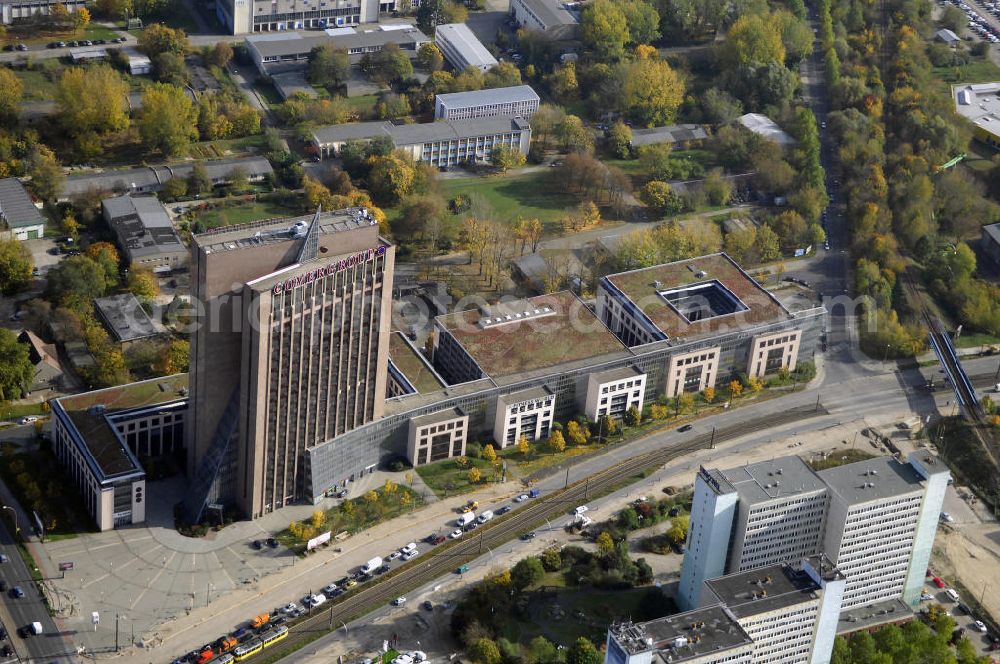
top-left (19, 622), bottom-right (43, 638)
top-left (476, 510), bottom-right (494, 524)
top-left (217, 636), bottom-right (238, 652)
top-left (461, 500), bottom-right (479, 513)
top-left (362, 557), bottom-right (383, 574)
top-left (250, 613), bottom-right (270, 629)
top-left (528, 488), bottom-right (541, 498)
top-left (457, 512), bottom-right (476, 527)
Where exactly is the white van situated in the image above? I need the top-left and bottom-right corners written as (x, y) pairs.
top-left (457, 512), bottom-right (476, 527)
top-left (477, 510), bottom-right (494, 524)
top-left (945, 588), bottom-right (960, 602)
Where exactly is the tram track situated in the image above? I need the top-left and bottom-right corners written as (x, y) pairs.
top-left (253, 402), bottom-right (828, 663)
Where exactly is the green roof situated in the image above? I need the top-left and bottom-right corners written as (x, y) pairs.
top-left (605, 253), bottom-right (789, 340)
top-left (389, 332), bottom-right (445, 394)
top-left (435, 291), bottom-right (627, 379)
top-left (55, 374), bottom-right (188, 479)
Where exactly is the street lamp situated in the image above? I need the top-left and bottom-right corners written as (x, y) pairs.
top-left (882, 344), bottom-right (891, 363)
top-left (2, 506), bottom-right (17, 534)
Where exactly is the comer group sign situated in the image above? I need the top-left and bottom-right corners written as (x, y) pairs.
top-left (272, 246), bottom-right (386, 295)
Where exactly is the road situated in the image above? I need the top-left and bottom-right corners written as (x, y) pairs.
top-left (0, 518), bottom-right (65, 662)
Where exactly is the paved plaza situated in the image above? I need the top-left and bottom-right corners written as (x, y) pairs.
top-left (38, 468), bottom-right (418, 656)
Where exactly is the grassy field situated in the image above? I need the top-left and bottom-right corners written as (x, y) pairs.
top-left (12, 65), bottom-right (63, 101)
top-left (6, 22), bottom-right (119, 46)
top-left (254, 80), bottom-right (285, 107)
top-left (276, 484), bottom-right (423, 548)
top-left (189, 134), bottom-right (267, 160)
top-left (501, 587), bottom-right (672, 647)
top-left (189, 200), bottom-right (303, 229)
top-left (0, 403), bottom-right (47, 421)
top-left (415, 456), bottom-right (503, 497)
top-left (955, 333), bottom-right (1000, 348)
top-left (346, 94), bottom-right (379, 118)
top-left (441, 172), bottom-right (582, 232)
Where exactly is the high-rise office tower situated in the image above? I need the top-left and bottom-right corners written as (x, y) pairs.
top-left (677, 452), bottom-right (949, 614)
top-left (185, 208), bottom-right (393, 520)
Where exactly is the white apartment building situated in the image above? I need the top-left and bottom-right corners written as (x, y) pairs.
top-left (435, 85), bottom-right (541, 120)
top-left (433, 22), bottom-right (498, 72)
top-left (493, 386), bottom-right (555, 447)
top-left (677, 452), bottom-right (950, 617)
top-left (581, 366), bottom-right (646, 421)
top-left (608, 557), bottom-right (845, 664)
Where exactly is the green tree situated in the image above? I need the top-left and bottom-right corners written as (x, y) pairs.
top-left (596, 531), bottom-right (615, 556)
top-left (490, 145), bottom-right (526, 173)
top-left (666, 515), bottom-right (689, 545)
top-left (775, 10), bottom-right (813, 63)
top-left (547, 63), bottom-right (579, 103)
top-left (469, 638), bottom-right (502, 664)
top-left (622, 59), bottom-right (684, 127)
top-left (511, 556), bottom-right (545, 590)
top-left (596, 414), bottom-right (617, 439)
top-left (640, 180), bottom-right (683, 214)
top-left (45, 256), bottom-right (108, 306)
top-left (85, 242), bottom-right (120, 283)
top-left (367, 154), bottom-right (415, 206)
top-left (307, 45), bottom-right (350, 88)
top-left (153, 52), bottom-right (188, 85)
top-left (547, 430), bottom-right (566, 453)
top-left (484, 62), bottom-right (522, 88)
top-left (0, 328), bottom-right (35, 401)
top-left (187, 161), bottom-right (213, 195)
top-left (526, 637), bottom-right (557, 664)
top-left (566, 638), bottom-right (602, 664)
top-left (416, 42), bottom-right (444, 72)
top-left (162, 177), bottom-right (187, 199)
top-left (137, 23), bottom-right (190, 57)
top-left (618, 0), bottom-right (660, 45)
top-left (703, 168), bottom-right (732, 206)
top-left (361, 43), bottom-right (413, 85)
top-left (156, 338), bottom-right (189, 374)
top-left (540, 547), bottom-right (562, 571)
top-left (723, 13), bottom-right (786, 67)
top-left (606, 121), bottom-right (632, 158)
top-left (56, 65), bottom-right (130, 140)
top-left (127, 266), bottom-right (160, 300)
top-left (623, 405), bottom-right (641, 426)
top-left (0, 68), bottom-right (23, 121)
top-left (754, 224), bottom-right (781, 261)
top-left (581, 0), bottom-right (630, 60)
top-left (940, 5), bottom-right (968, 33)
top-left (701, 87), bottom-right (743, 125)
top-left (566, 420), bottom-right (589, 445)
top-left (28, 145), bottom-right (64, 202)
top-left (137, 83), bottom-right (199, 157)
top-left (0, 240), bottom-right (32, 296)
top-left (205, 41), bottom-right (234, 68)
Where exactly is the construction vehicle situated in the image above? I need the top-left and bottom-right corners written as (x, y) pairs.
top-left (217, 636), bottom-right (238, 652)
top-left (250, 613), bottom-right (270, 629)
top-left (461, 500), bottom-right (478, 513)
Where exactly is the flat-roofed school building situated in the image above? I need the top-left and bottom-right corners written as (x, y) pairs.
top-left (434, 85), bottom-right (540, 120)
top-left (433, 22), bottom-right (498, 72)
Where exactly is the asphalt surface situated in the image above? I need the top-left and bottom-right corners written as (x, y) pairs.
top-left (0, 518), bottom-right (65, 662)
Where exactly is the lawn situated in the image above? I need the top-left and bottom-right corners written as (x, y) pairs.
top-left (276, 483), bottom-right (424, 548)
top-left (189, 134), bottom-right (267, 160)
top-left (955, 332), bottom-right (1000, 348)
top-left (12, 65), bottom-right (64, 101)
top-left (0, 403), bottom-right (48, 421)
top-left (415, 456), bottom-right (504, 497)
top-left (6, 22), bottom-right (120, 46)
top-left (441, 172), bottom-right (582, 233)
top-left (253, 80), bottom-right (285, 107)
top-left (501, 587), bottom-right (674, 647)
top-left (346, 94), bottom-right (379, 118)
top-left (806, 448), bottom-right (877, 471)
top-left (188, 200), bottom-right (304, 230)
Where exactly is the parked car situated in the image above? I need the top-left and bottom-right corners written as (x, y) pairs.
top-left (266, 538), bottom-right (279, 548)
top-left (497, 506), bottom-right (512, 515)
top-left (520, 531), bottom-right (536, 541)
top-left (430, 534), bottom-right (446, 545)
top-left (392, 596), bottom-right (406, 606)
top-left (281, 602), bottom-right (298, 614)
top-left (251, 540), bottom-right (263, 550)
top-left (449, 529), bottom-right (463, 539)
top-left (974, 621), bottom-right (988, 633)
top-left (932, 576), bottom-right (946, 588)
top-left (513, 494), bottom-right (529, 503)
top-left (678, 424), bottom-right (693, 432)
top-left (10, 587), bottom-right (24, 598)
top-left (19, 416), bottom-right (38, 424)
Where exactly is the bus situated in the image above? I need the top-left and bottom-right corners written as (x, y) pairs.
top-left (233, 640), bottom-right (262, 662)
top-left (260, 626), bottom-right (288, 650)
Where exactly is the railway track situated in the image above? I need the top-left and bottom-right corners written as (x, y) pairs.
top-left (251, 403), bottom-right (828, 663)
